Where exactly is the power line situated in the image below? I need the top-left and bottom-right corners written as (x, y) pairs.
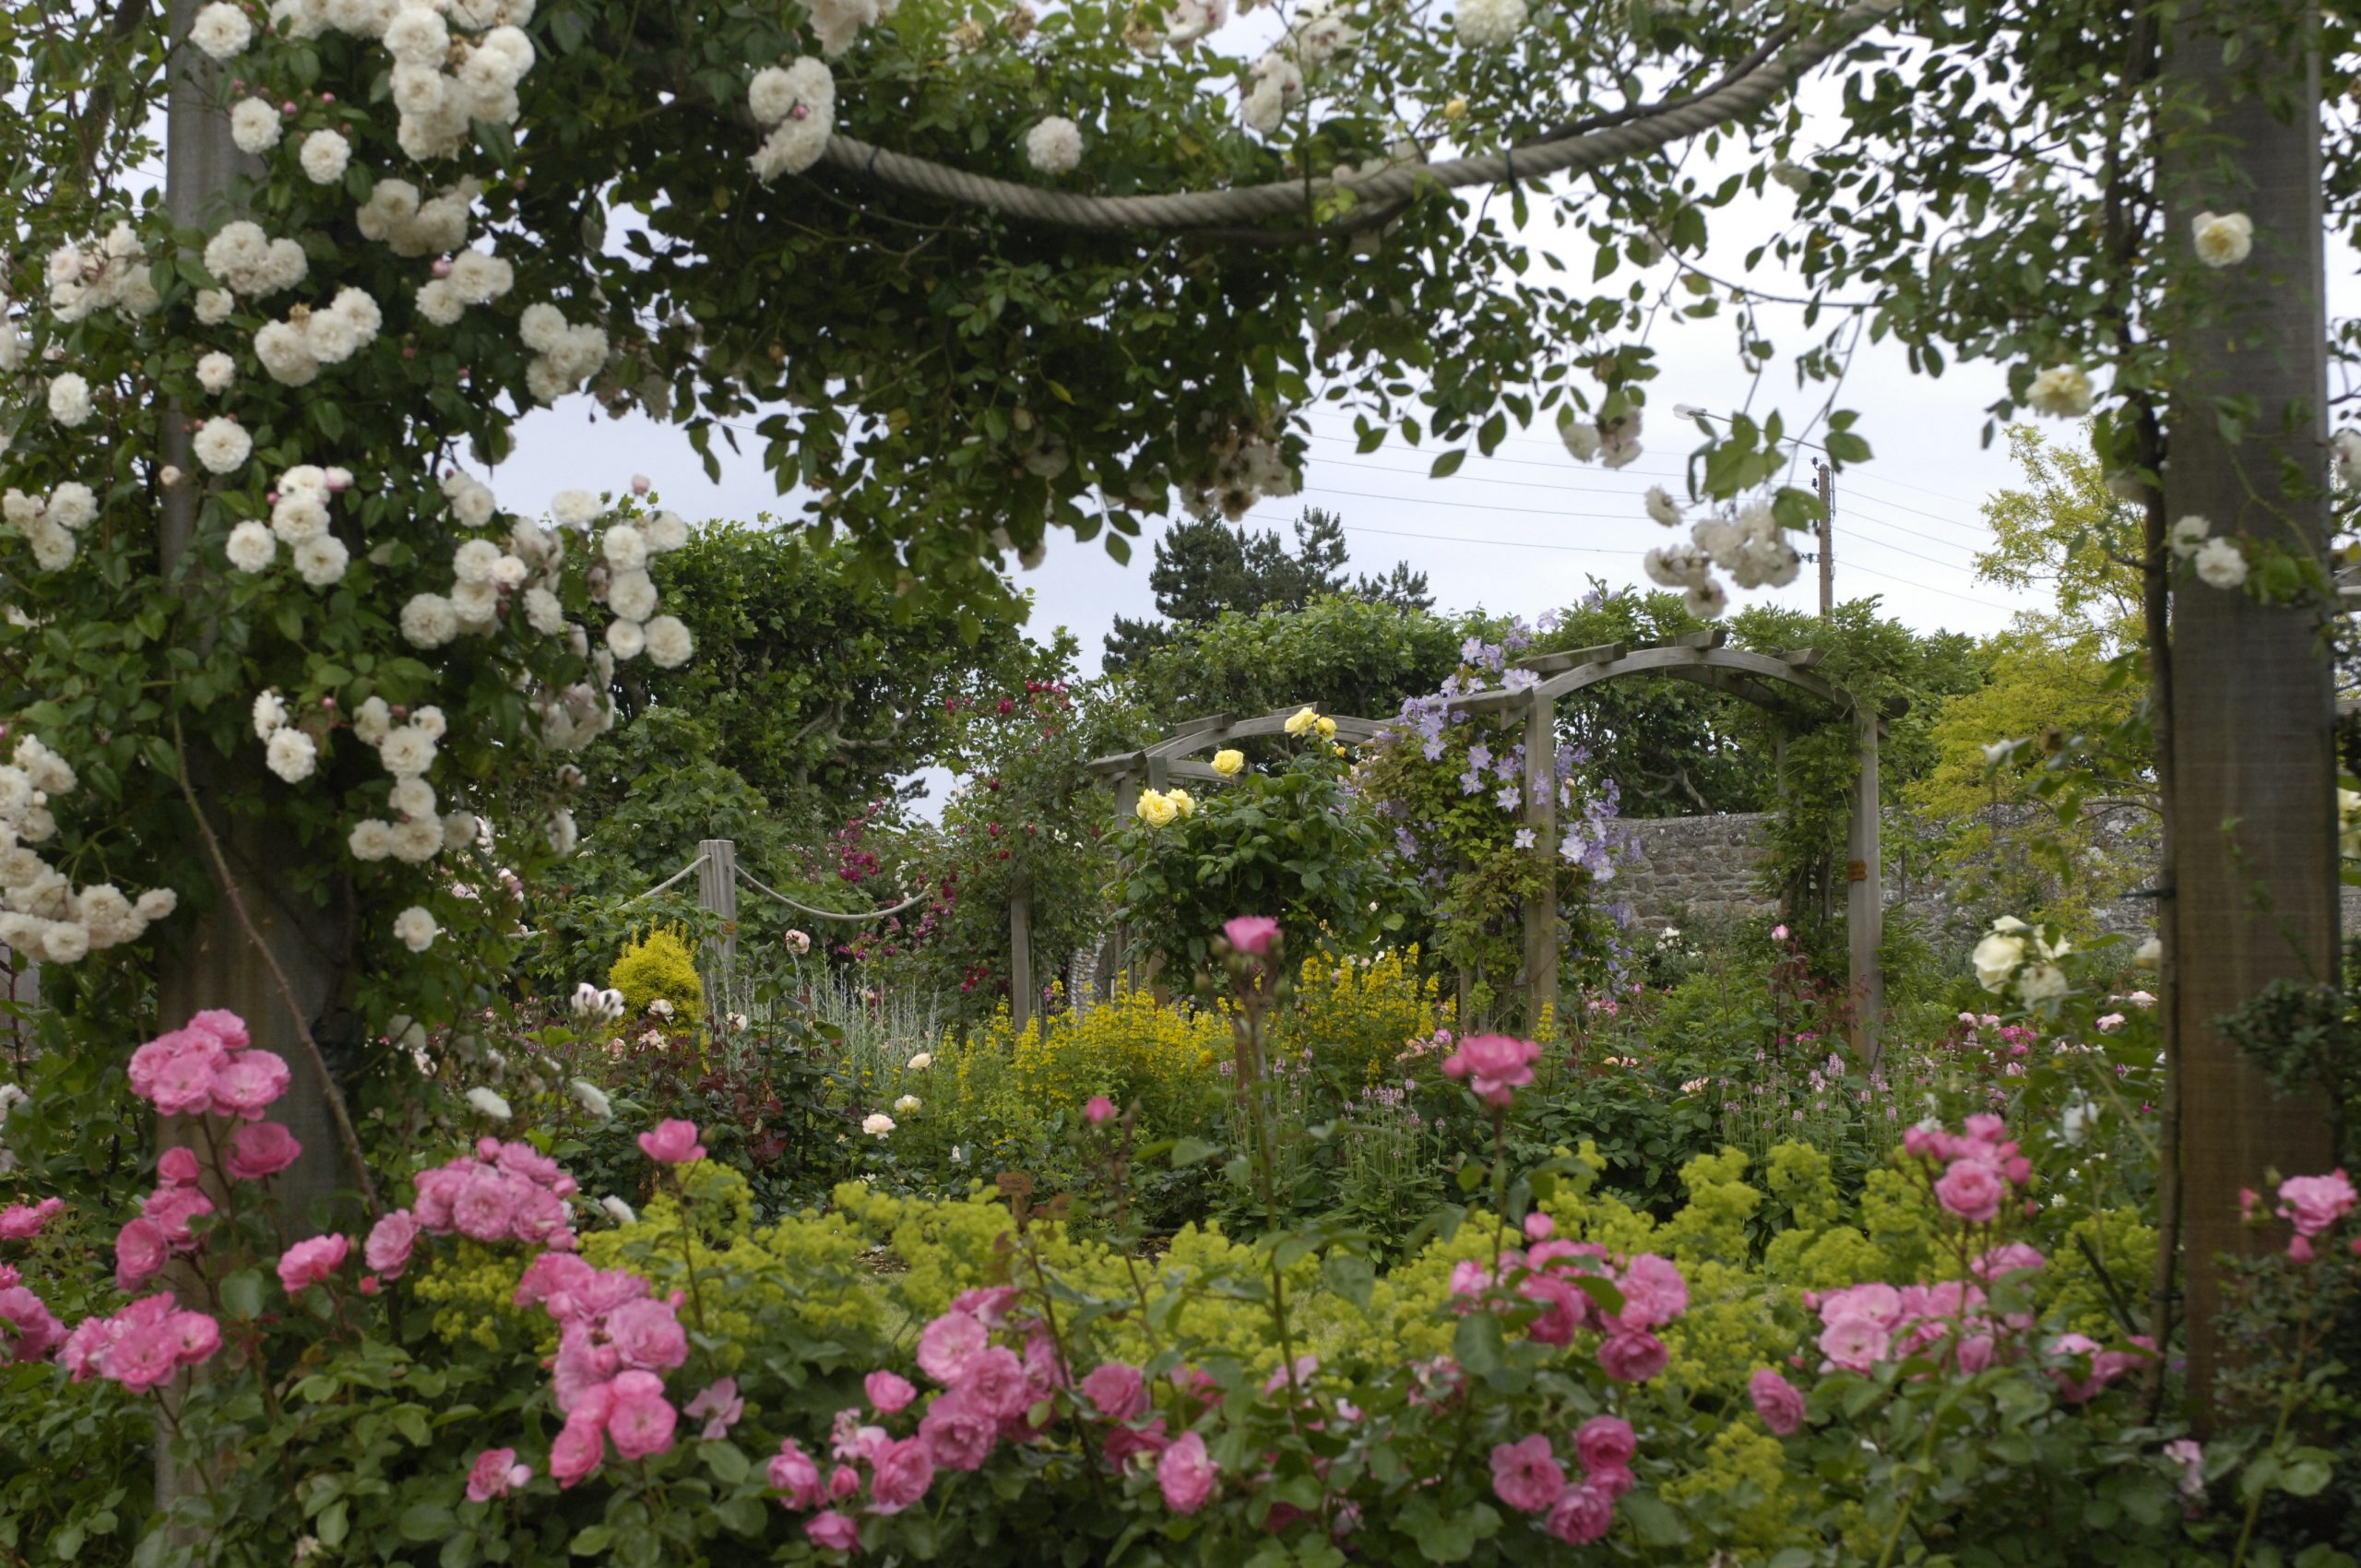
top-left (1331, 521), bottom-right (1644, 556)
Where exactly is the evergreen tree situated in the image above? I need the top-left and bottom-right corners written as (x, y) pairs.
top-left (1103, 507), bottom-right (1423, 668)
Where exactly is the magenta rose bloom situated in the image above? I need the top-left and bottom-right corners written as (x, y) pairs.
top-left (1084, 1096), bottom-right (1118, 1125)
top-left (550, 1411), bottom-right (607, 1489)
top-left (1596, 1331), bottom-right (1668, 1384)
top-left (113, 1218), bottom-right (169, 1292)
top-left (158, 1146), bottom-right (202, 1188)
top-left (684, 1377), bottom-right (744, 1441)
top-left (606, 1389), bottom-right (678, 1461)
top-left (275, 1233), bottom-right (350, 1295)
top-left (769, 1440), bottom-right (825, 1508)
top-left (209, 1050), bottom-right (291, 1120)
top-left (363, 1209), bottom-right (420, 1280)
top-left (1748, 1368), bottom-right (1806, 1434)
top-left (2277, 1170), bottom-right (2356, 1237)
top-left (141, 1185), bottom-right (213, 1251)
top-left (0, 1285), bottom-right (65, 1363)
top-left (952, 1345), bottom-right (1033, 1420)
top-left (0, 1197), bottom-right (64, 1241)
top-left (1080, 1361), bottom-right (1147, 1421)
top-left (606, 1298), bottom-right (689, 1372)
top-left (916, 1310), bottom-right (989, 1385)
top-left (1816, 1315), bottom-right (1890, 1372)
top-left (226, 1122), bottom-right (303, 1182)
top-left (804, 1510), bottom-right (860, 1552)
top-left (1222, 915), bottom-right (1279, 956)
top-left (148, 1044), bottom-right (224, 1118)
top-left (165, 1309), bottom-right (220, 1368)
top-left (185, 1009), bottom-right (252, 1051)
top-left (865, 1370), bottom-right (918, 1415)
top-left (636, 1118), bottom-right (706, 1165)
top-left (1157, 1431), bottom-right (1217, 1514)
top-left (1573, 1415), bottom-right (1636, 1474)
top-left (1489, 1434), bottom-right (1566, 1514)
top-left (1934, 1159), bottom-right (2004, 1225)
top-left (919, 1390), bottom-right (998, 1471)
top-left (1545, 1481), bottom-right (1615, 1545)
top-left (1613, 1254), bottom-right (1688, 1330)
top-left (102, 1321), bottom-right (184, 1394)
top-left (466, 1447), bottom-right (532, 1502)
top-left (867, 1436), bottom-right (936, 1515)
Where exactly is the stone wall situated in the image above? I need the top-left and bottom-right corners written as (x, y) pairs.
top-left (1612, 813), bottom-right (1780, 926)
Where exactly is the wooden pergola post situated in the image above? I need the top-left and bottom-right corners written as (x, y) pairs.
top-left (695, 837), bottom-right (738, 1021)
top-left (1844, 711), bottom-right (1884, 1065)
top-left (1008, 879), bottom-right (1034, 1033)
top-left (1522, 688), bottom-right (1560, 1034)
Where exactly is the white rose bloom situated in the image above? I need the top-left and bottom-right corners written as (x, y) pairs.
top-left (600, 524), bottom-right (647, 571)
top-left (2025, 364), bottom-right (2094, 419)
top-left (2191, 210), bottom-right (2253, 268)
top-left (450, 579), bottom-right (500, 627)
top-left (570, 1079), bottom-right (612, 1120)
top-left (42, 922), bottom-right (91, 963)
top-left (1453, 0), bottom-right (1525, 46)
top-left (389, 816), bottom-right (444, 862)
top-left (293, 533), bottom-right (350, 587)
top-left (353, 695), bottom-right (392, 745)
top-left (348, 818), bottom-right (395, 861)
top-left (893, 1094), bottom-right (920, 1114)
top-left (196, 351), bottom-right (237, 395)
top-left (2168, 514), bottom-right (2210, 558)
top-left (225, 521), bottom-right (279, 573)
top-left (551, 489), bottom-right (602, 527)
top-left (265, 729), bottom-right (319, 783)
top-left (518, 303), bottom-right (568, 354)
top-left (1971, 930), bottom-right (2025, 992)
top-left (196, 288), bottom-right (236, 325)
top-left (643, 511), bottom-right (688, 552)
top-left (272, 494), bottom-right (329, 542)
top-left (1643, 486), bottom-right (1682, 527)
top-left (412, 706), bottom-right (447, 741)
top-left (299, 130), bottom-right (351, 185)
top-left (524, 587), bottom-right (565, 635)
top-left (416, 279), bottom-right (467, 327)
top-left (546, 807), bottom-right (577, 857)
top-left (47, 374), bottom-right (93, 427)
top-left (23, 525), bottom-right (73, 573)
top-left (252, 690), bottom-right (289, 739)
top-left (2193, 536), bottom-right (2248, 589)
top-left (382, 3), bottom-right (448, 64)
top-left (1560, 418), bottom-right (1600, 462)
top-left (806, 0), bottom-right (877, 54)
top-left (1683, 579), bottom-right (1727, 620)
top-left (452, 538), bottom-right (503, 585)
top-left (605, 617), bottom-right (646, 659)
top-left (906, 1051), bottom-right (932, 1071)
top-left (400, 592), bottom-right (460, 647)
top-left (389, 776), bottom-right (436, 818)
top-left (599, 1194), bottom-right (635, 1226)
top-left (606, 568), bottom-right (657, 621)
top-left (644, 614), bottom-right (694, 669)
top-left (444, 473), bottom-right (498, 528)
top-left (2134, 935), bottom-right (2162, 968)
top-left (305, 311), bottom-right (360, 365)
top-left (330, 288), bottom-right (383, 343)
top-left (231, 98), bottom-right (283, 153)
top-left (748, 60), bottom-right (835, 181)
top-left (189, 1), bottom-right (253, 59)
top-left (192, 418), bottom-right (253, 474)
top-left (443, 811), bottom-right (480, 852)
top-left (2016, 962), bottom-right (2069, 1004)
top-left (136, 888), bottom-right (179, 921)
top-left (1240, 56), bottom-right (1301, 135)
top-left (1024, 117), bottom-right (1084, 174)
top-left (43, 483), bottom-right (96, 531)
top-left (254, 320), bottom-right (320, 386)
top-left (463, 1085), bottom-right (510, 1121)
top-left (449, 250), bottom-right (515, 305)
top-left (378, 726), bottom-right (438, 778)
top-left (861, 1112), bottom-right (896, 1138)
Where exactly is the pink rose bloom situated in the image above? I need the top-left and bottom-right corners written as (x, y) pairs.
top-left (1596, 1331), bottom-right (1668, 1384)
top-left (0, 1197), bottom-right (64, 1240)
top-left (514, 1251), bottom-right (599, 1313)
top-left (364, 1209), bottom-right (420, 1280)
top-left (1573, 1415), bottom-right (1636, 1474)
top-left (466, 1447), bottom-right (532, 1503)
top-left (1614, 1254), bottom-right (1688, 1330)
top-left (952, 1345), bottom-right (1033, 1420)
top-left (1963, 1112), bottom-right (2008, 1144)
top-left (804, 1510), bottom-right (860, 1553)
top-left (275, 1233), bottom-right (350, 1295)
top-left (1955, 1333), bottom-right (1997, 1374)
top-left (951, 1285), bottom-right (1020, 1327)
top-left (226, 1122), bottom-right (303, 1182)
top-left (103, 1321), bottom-right (184, 1393)
top-left (685, 1377), bottom-right (744, 1440)
top-left (1971, 1242), bottom-right (2047, 1280)
top-left (2165, 1438), bottom-right (2206, 1501)
top-left (919, 1391), bottom-right (998, 1472)
top-left (1749, 1368), bottom-right (1805, 1434)
top-left (164, 1309), bottom-right (219, 1368)
top-left (114, 1218), bottom-right (169, 1292)
top-left (867, 1436), bottom-right (935, 1515)
top-left (2289, 1234), bottom-right (2316, 1263)
top-left (2047, 1333), bottom-right (2108, 1403)
top-left (2277, 1170), bottom-right (2356, 1237)
top-left (1934, 1159), bottom-right (2004, 1225)
top-left (1084, 1096), bottom-right (1118, 1125)
top-left (769, 1440), bottom-right (825, 1508)
top-left (148, 1046), bottom-right (222, 1118)
top-left (1520, 1275), bottom-right (1588, 1346)
top-left (453, 1167), bottom-right (526, 1242)
top-left (186, 1010), bottom-right (251, 1051)
top-left (550, 1411), bottom-right (607, 1488)
top-left (1222, 915), bottom-right (1279, 956)
top-left (1546, 1482), bottom-right (1615, 1546)
top-left (1081, 1361), bottom-right (1147, 1421)
top-left (637, 1118), bottom-right (706, 1165)
top-left (1586, 1465), bottom-right (1634, 1501)
top-left (141, 1184), bottom-right (213, 1250)
top-left (1157, 1431), bottom-right (1217, 1514)
top-left (1489, 1434), bottom-right (1566, 1514)
top-left (1817, 1315), bottom-right (1891, 1372)
top-left (1818, 1282), bottom-right (1903, 1328)
top-left (210, 1051), bottom-right (291, 1120)
top-left (916, 1310), bottom-right (990, 1385)
top-left (606, 1389), bottom-right (678, 1461)
top-left (158, 1147), bottom-right (202, 1188)
top-left (0, 1285), bottom-right (66, 1362)
top-left (865, 1370), bottom-right (918, 1415)
top-left (1443, 1034), bottom-right (1541, 1106)
top-left (830, 1466), bottom-right (861, 1502)
top-left (607, 1298), bottom-right (688, 1372)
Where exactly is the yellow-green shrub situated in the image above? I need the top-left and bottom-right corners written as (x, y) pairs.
top-left (610, 923), bottom-right (706, 1023)
top-left (1273, 947), bottom-right (1450, 1089)
top-left (932, 984), bottom-right (1227, 1140)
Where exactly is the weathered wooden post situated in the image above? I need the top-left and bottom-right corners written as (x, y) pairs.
top-left (1008, 880), bottom-right (1035, 1033)
top-left (1845, 707), bottom-right (1884, 1064)
top-left (695, 838), bottom-right (738, 1021)
top-left (1522, 687), bottom-right (1560, 1034)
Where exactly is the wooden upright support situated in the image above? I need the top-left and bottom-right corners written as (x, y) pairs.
top-left (1009, 882), bottom-right (1035, 1033)
top-left (1844, 713), bottom-right (1883, 1064)
top-left (1522, 689), bottom-right (1560, 1034)
top-left (696, 838), bottom-right (738, 1021)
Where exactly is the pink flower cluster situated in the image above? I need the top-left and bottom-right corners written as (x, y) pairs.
top-left (1489, 1416), bottom-right (1635, 1544)
top-left (410, 1136), bottom-right (579, 1249)
top-left (116, 1145), bottom-right (219, 1292)
top-left (2274, 1170), bottom-right (2355, 1261)
top-left (126, 1010), bottom-right (289, 1121)
top-left (57, 1291), bottom-right (220, 1392)
top-left (514, 1250), bottom-right (689, 1487)
top-left (1440, 1033), bottom-right (1542, 1108)
top-left (1810, 1277), bottom-right (2023, 1375)
top-left (1451, 1241), bottom-right (1687, 1384)
top-left (466, 1447), bottom-right (534, 1503)
top-left (278, 1233), bottom-right (350, 1295)
top-left (1904, 1114), bottom-right (2032, 1226)
top-left (0, 1196), bottom-right (63, 1240)
top-left (0, 1265), bottom-right (65, 1363)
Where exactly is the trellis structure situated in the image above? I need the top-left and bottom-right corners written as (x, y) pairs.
top-left (1450, 629), bottom-right (1892, 1063)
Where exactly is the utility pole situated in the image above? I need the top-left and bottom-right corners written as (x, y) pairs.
top-left (1814, 458), bottom-right (1835, 619)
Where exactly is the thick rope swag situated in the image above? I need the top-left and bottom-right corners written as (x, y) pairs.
top-left (815, 0), bottom-right (1897, 231)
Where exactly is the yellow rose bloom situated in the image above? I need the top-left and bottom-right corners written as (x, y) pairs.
top-left (1284, 706), bottom-right (1320, 737)
top-left (1315, 716), bottom-right (1337, 739)
top-left (1134, 789), bottom-right (1178, 827)
top-left (1212, 749), bottom-right (1246, 778)
top-left (1168, 788), bottom-right (1196, 817)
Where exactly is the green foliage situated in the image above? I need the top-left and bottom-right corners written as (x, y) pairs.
top-left (1973, 425), bottom-right (2145, 640)
top-left (1121, 594), bottom-right (1480, 730)
top-left (608, 925), bottom-right (706, 1025)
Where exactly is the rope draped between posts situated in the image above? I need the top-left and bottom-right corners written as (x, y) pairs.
top-left (623, 850), bottom-right (707, 905)
top-left (815, 0), bottom-right (1897, 232)
top-left (734, 863), bottom-right (932, 922)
